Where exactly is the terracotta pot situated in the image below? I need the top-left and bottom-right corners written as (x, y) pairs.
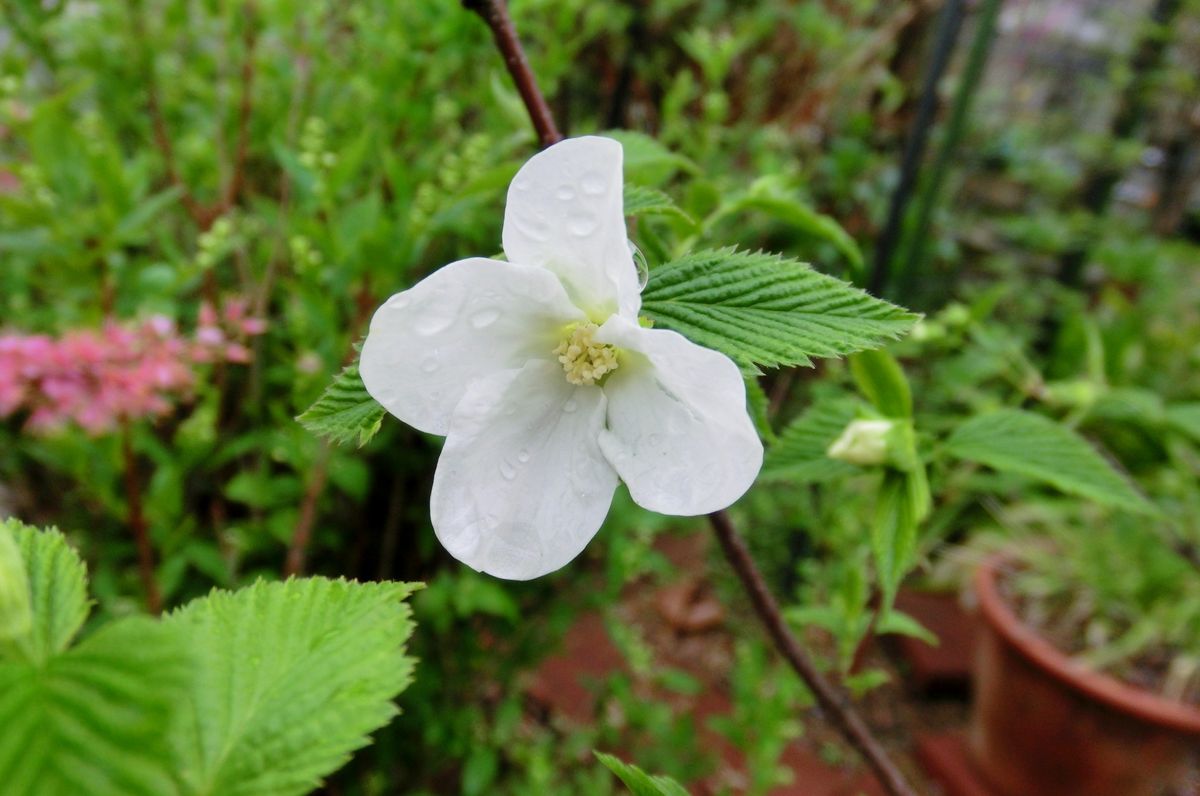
top-left (969, 555), bottom-right (1200, 796)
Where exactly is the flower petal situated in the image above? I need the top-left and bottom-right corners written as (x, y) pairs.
top-left (595, 316), bottom-right (763, 515)
top-left (431, 360), bottom-right (618, 580)
top-left (502, 136), bottom-right (641, 320)
top-left (360, 258), bottom-right (584, 435)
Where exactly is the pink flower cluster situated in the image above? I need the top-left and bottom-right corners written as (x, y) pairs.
top-left (0, 300), bottom-right (267, 435)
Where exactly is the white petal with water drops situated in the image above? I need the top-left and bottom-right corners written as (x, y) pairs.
top-left (595, 315), bottom-right (763, 515)
top-left (502, 136), bottom-right (642, 320)
top-left (360, 258), bottom-right (584, 435)
top-left (430, 361), bottom-right (617, 580)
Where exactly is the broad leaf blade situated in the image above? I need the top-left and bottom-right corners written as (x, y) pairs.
top-left (641, 248), bottom-right (918, 370)
top-left (850, 349), bottom-right (912, 418)
top-left (945, 409), bottom-right (1154, 515)
top-left (166, 578), bottom-right (421, 796)
top-left (297, 360), bottom-right (386, 447)
top-left (1166, 403), bottom-right (1200, 443)
top-left (0, 616), bottom-right (188, 796)
top-left (595, 752), bottom-right (690, 796)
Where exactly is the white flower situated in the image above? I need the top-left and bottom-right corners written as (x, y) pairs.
top-left (360, 136), bottom-right (763, 580)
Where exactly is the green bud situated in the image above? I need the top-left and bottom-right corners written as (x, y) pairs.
top-left (827, 419), bottom-right (894, 466)
top-left (0, 522), bottom-right (31, 643)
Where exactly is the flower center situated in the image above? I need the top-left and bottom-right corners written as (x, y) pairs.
top-left (552, 323), bottom-right (619, 386)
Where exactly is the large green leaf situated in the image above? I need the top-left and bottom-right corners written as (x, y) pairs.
top-left (297, 360), bottom-right (386, 447)
top-left (594, 752), bottom-right (690, 796)
top-left (0, 524), bottom-right (188, 796)
top-left (165, 578), bottom-right (421, 796)
top-left (761, 397), bottom-right (861, 482)
top-left (945, 409), bottom-right (1154, 514)
top-left (0, 523), bottom-right (31, 642)
top-left (641, 248), bottom-right (918, 370)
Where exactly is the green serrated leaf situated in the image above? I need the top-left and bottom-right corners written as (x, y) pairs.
top-left (297, 360), bottom-right (386, 447)
top-left (640, 248), bottom-right (918, 371)
top-left (945, 409), bottom-right (1155, 515)
top-left (761, 398), bottom-right (861, 482)
top-left (165, 578), bottom-right (422, 796)
top-left (850, 349), bottom-right (912, 418)
top-left (0, 523), bottom-right (31, 643)
top-left (0, 525), bottom-right (188, 796)
top-left (743, 375), bottom-right (776, 444)
top-left (594, 752), bottom-right (690, 796)
top-left (1, 521), bottom-right (89, 664)
top-left (623, 184), bottom-right (694, 225)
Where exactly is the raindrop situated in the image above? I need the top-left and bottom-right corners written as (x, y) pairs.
top-left (470, 308), bottom-right (501, 329)
top-left (499, 460), bottom-right (518, 480)
top-left (628, 241), bottom-right (649, 291)
top-left (580, 172), bottom-right (606, 195)
top-left (568, 213), bottom-right (598, 237)
top-left (420, 357), bottom-right (440, 374)
top-left (390, 294), bottom-right (411, 310)
top-left (517, 449), bottom-right (530, 463)
top-left (556, 185), bottom-right (575, 201)
top-left (562, 399), bottom-right (578, 413)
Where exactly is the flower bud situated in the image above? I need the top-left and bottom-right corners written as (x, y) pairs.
top-left (827, 419), bottom-right (895, 466)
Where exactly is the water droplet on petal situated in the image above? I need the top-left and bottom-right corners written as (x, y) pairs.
top-left (390, 294), bottom-right (411, 310)
top-left (420, 356), bottom-right (440, 373)
top-left (581, 172), bottom-right (606, 195)
top-left (470, 308), bottom-right (501, 329)
top-left (628, 241), bottom-right (650, 291)
top-left (562, 399), bottom-right (578, 413)
top-left (499, 460), bottom-right (518, 481)
top-left (556, 185), bottom-right (575, 201)
top-left (568, 213), bottom-right (598, 237)
top-left (517, 449), bottom-right (530, 463)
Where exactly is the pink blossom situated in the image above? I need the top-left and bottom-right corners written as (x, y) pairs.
top-left (0, 299), bottom-right (269, 436)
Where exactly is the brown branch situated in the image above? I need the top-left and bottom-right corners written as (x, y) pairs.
top-left (460, 3), bottom-right (914, 789)
top-left (461, 0), bottom-right (562, 148)
top-left (709, 510), bottom-right (916, 796)
top-left (121, 422), bottom-right (163, 614)
top-left (221, 1), bottom-right (259, 213)
top-left (284, 444), bottom-right (331, 578)
top-left (127, 0), bottom-right (210, 229)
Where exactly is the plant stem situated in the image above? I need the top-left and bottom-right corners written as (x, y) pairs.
top-left (868, 0), bottom-right (966, 297)
top-left (709, 510), bottom-right (915, 796)
top-left (461, 0), bottom-right (563, 148)
top-left (121, 422), bottom-right (163, 614)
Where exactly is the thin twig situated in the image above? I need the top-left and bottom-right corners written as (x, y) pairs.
top-left (121, 422), bottom-right (163, 614)
top-left (221, 1), bottom-right (259, 213)
top-left (461, 0), bottom-right (563, 148)
top-left (710, 510), bottom-right (915, 796)
top-left (462, 3), bottom-right (915, 789)
top-left (284, 444), bottom-right (331, 578)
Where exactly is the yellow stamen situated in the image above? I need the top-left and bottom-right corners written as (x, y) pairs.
top-left (552, 323), bottom-right (619, 386)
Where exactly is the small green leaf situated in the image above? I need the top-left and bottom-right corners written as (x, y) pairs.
top-left (0, 523), bottom-right (31, 643)
top-left (603, 130), bottom-right (698, 185)
top-left (743, 375), bottom-right (777, 444)
top-left (872, 471), bottom-right (920, 604)
top-left (165, 578), bottom-right (422, 796)
top-left (762, 398), bottom-right (861, 482)
top-left (1166, 403), bottom-right (1200, 443)
top-left (876, 609), bottom-right (938, 646)
top-left (297, 360), bottom-right (386, 447)
top-left (623, 184), bottom-right (694, 225)
top-left (594, 752), bottom-right (690, 796)
top-left (641, 248), bottom-right (918, 371)
top-left (945, 409), bottom-right (1154, 515)
top-left (850, 349), bottom-right (912, 418)
top-left (1, 521), bottom-right (89, 664)
top-left (711, 183), bottom-right (864, 275)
